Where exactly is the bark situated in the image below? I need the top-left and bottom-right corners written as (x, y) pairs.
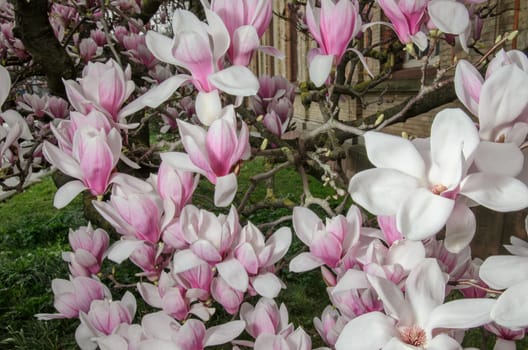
top-left (14, 0), bottom-right (75, 97)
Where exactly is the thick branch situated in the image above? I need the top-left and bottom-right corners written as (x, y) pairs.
top-left (14, 0), bottom-right (75, 97)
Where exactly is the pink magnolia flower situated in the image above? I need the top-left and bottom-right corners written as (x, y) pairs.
top-left (336, 259), bottom-right (496, 349)
top-left (154, 159), bottom-right (199, 216)
top-left (235, 223), bottom-right (291, 298)
top-left (79, 38), bottom-right (100, 63)
top-left (240, 297), bottom-right (290, 339)
top-left (137, 271), bottom-right (214, 321)
top-left (251, 75), bottom-right (296, 136)
top-left (62, 223), bottom-right (109, 277)
top-left (329, 284), bottom-right (383, 320)
top-left (455, 52), bottom-right (528, 145)
top-left (139, 311), bottom-right (245, 349)
top-left (305, 0), bottom-right (362, 86)
top-left (17, 93), bottom-right (48, 118)
top-left (174, 263), bottom-right (214, 300)
top-left (289, 206), bottom-right (363, 272)
top-left (172, 205), bottom-right (248, 292)
top-left (50, 109), bottom-right (113, 156)
top-left (206, 0), bottom-right (282, 66)
top-left (93, 175), bottom-right (175, 263)
top-left (162, 105), bottom-right (251, 207)
top-left (122, 8), bottom-right (259, 125)
top-left (35, 276), bottom-right (111, 320)
top-left (90, 29), bottom-right (106, 46)
top-left (129, 242), bottom-right (170, 281)
top-left (253, 327), bottom-right (313, 350)
top-left (45, 96), bottom-right (69, 119)
top-left (313, 306), bottom-right (348, 347)
top-left (211, 276), bottom-right (245, 314)
top-left (64, 59), bottom-right (135, 124)
top-left (43, 126), bottom-right (122, 208)
top-left (348, 108), bottom-right (528, 252)
top-left (378, 0), bottom-right (428, 51)
top-left (76, 291), bottom-right (136, 350)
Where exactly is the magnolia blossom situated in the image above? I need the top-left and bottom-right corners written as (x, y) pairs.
top-left (43, 126), bottom-right (122, 208)
top-left (240, 297), bottom-right (290, 339)
top-left (253, 327), bottom-right (314, 350)
top-left (138, 311), bottom-right (245, 350)
top-left (93, 175), bottom-right (175, 263)
top-left (206, 0), bottom-right (282, 66)
top-left (35, 276), bottom-right (111, 320)
top-left (348, 108), bottom-right (528, 252)
top-left (122, 7), bottom-right (259, 125)
top-left (62, 223), bottom-right (109, 277)
top-left (378, 0), bottom-right (428, 51)
top-left (305, 0), bottom-right (362, 86)
top-left (172, 205), bottom-right (248, 292)
top-left (137, 271), bottom-right (214, 321)
top-left (251, 75), bottom-right (296, 136)
top-left (64, 59), bottom-right (135, 124)
top-left (455, 51), bottom-right (528, 145)
top-left (335, 259), bottom-right (496, 350)
top-left (235, 223), bottom-right (291, 298)
top-left (162, 105), bottom-right (250, 207)
top-left (314, 306), bottom-right (348, 347)
top-left (76, 291), bottom-right (136, 350)
top-left (289, 206), bottom-right (364, 273)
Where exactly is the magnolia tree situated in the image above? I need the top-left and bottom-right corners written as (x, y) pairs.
top-left (1, 0), bottom-right (528, 349)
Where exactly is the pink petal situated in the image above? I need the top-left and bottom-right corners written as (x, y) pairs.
top-left (289, 252), bottom-right (323, 272)
top-left (454, 60), bottom-right (483, 116)
top-left (230, 25), bottom-right (260, 66)
top-left (252, 273), bottom-right (283, 298)
top-left (204, 320), bottom-right (245, 347)
top-left (292, 206), bottom-right (321, 246)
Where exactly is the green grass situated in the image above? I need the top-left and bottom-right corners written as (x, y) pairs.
top-left (0, 176), bottom-right (86, 349)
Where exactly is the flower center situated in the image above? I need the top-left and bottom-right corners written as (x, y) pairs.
top-left (431, 184), bottom-right (447, 195)
top-left (400, 326), bottom-right (427, 347)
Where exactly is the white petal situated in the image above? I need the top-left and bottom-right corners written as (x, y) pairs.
top-left (460, 173), bottom-right (528, 212)
top-left (367, 274), bottom-right (413, 326)
top-left (491, 280), bottom-right (528, 328)
top-left (426, 298), bottom-right (495, 334)
top-left (479, 255), bottom-right (528, 289)
top-left (472, 142), bottom-right (523, 177)
top-left (332, 269), bottom-right (369, 293)
top-left (216, 258), bottom-right (249, 292)
top-left (444, 203), bottom-right (476, 253)
top-left (252, 273), bottom-right (283, 298)
top-left (208, 65), bottom-right (259, 96)
top-left (349, 168), bottom-right (419, 216)
top-left (119, 75), bottom-right (190, 118)
top-left (428, 0), bottom-right (470, 34)
top-left (289, 252), bottom-right (323, 272)
top-left (107, 240), bottom-right (144, 264)
top-left (145, 31), bottom-right (178, 65)
top-left (309, 54), bottom-right (334, 87)
top-left (214, 173), bottom-right (238, 207)
top-left (204, 320), bottom-right (245, 347)
top-left (0, 65), bottom-right (11, 107)
top-left (397, 188), bottom-right (455, 240)
top-left (364, 131), bottom-right (425, 178)
top-left (195, 90), bottom-right (222, 126)
top-left (292, 206), bottom-right (321, 246)
top-left (335, 312), bottom-right (398, 350)
top-left (173, 249), bottom-right (206, 273)
top-left (405, 259), bottom-right (446, 328)
top-left (54, 180), bottom-right (87, 209)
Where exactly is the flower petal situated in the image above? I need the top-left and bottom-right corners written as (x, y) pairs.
top-left (208, 65), bottom-right (259, 96)
top-left (460, 173), bottom-right (528, 212)
top-left (308, 54), bottom-right (334, 87)
top-left (491, 280), bottom-right (528, 328)
top-left (335, 311), bottom-right (398, 350)
top-left (54, 180), bottom-right (87, 209)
